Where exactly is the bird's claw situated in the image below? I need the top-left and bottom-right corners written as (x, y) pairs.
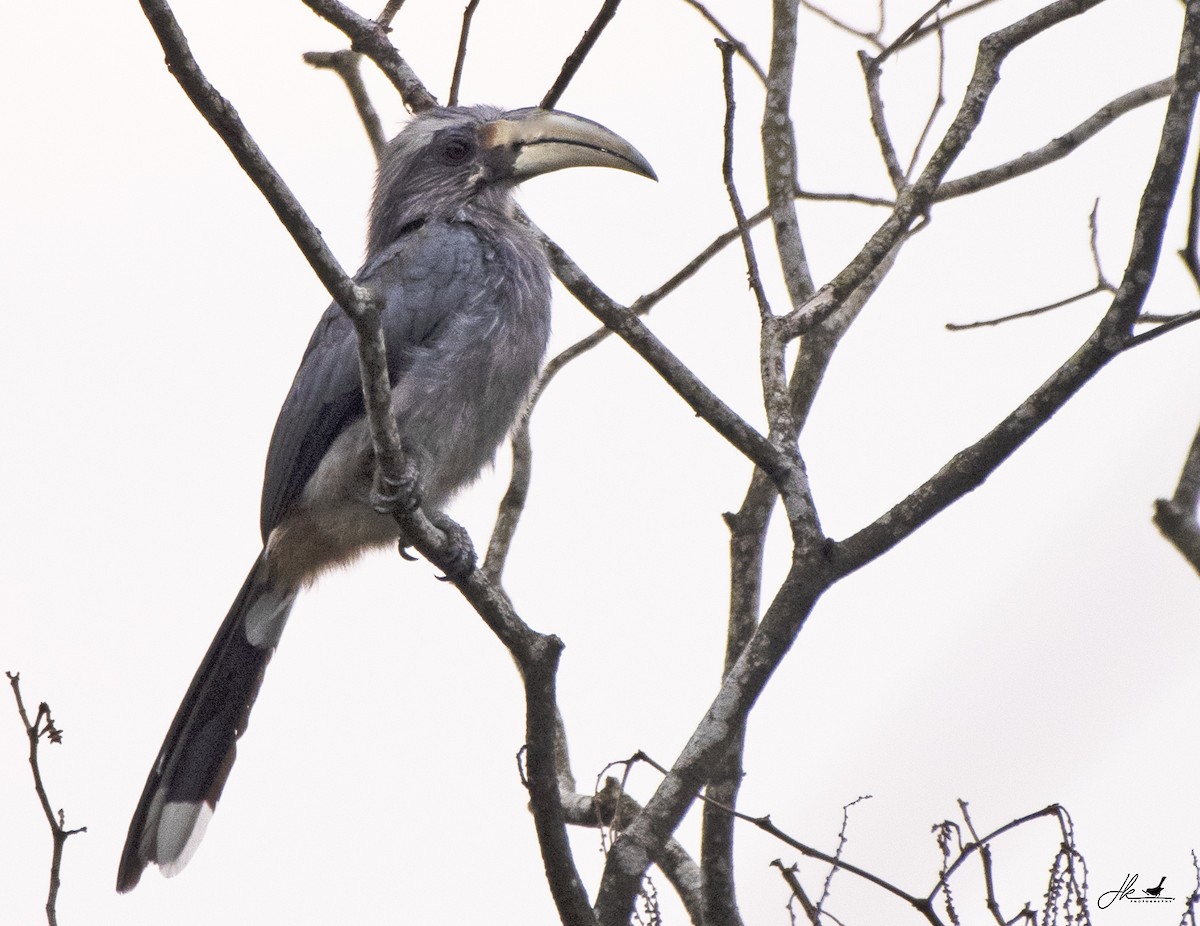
top-left (397, 542), bottom-right (419, 562)
top-left (429, 512), bottom-right (476, 581)
top-left (371, 463), bottom-right (421, 515)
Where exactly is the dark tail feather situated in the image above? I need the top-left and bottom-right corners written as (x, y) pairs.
top-left (117, 554), bottom-right (295, 892)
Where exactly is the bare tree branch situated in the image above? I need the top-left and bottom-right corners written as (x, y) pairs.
top-left (860, 50), bottom-right (908, 190)
top-left (905, 0), bottom-right (1005, 50)
top-left (484, 188), bottom-right (885, 580)
top-left (447, 0), bottom-right (481, 107)
top-left (875, 0), bottom-right (954, 66)
top-left (717, 41), bottom-right (789, 432)
top-left (595, 4), bottom-right (1198, 921)
top-left (1178, 131), bottom-right (1200, 289)
top-left (762, 0), bottom-right (817, 310)
top-left (946, 286), bottom-right (1110, 331)
top-left (484, 205), bottom-right (785, 579)
top-left (680, 0), bottom-right (769, 83)
top-left (947, 203), bottom-right (1115, 331)
top-left (482, 418), bottom-right (531, 583)
top-left (562, 787), bottom-right (704, 924)
top-left (138, 0), bottom-right (369, 312)
top-left (302, 0), bottom-right (439, 112)
top-left (375, 0), bottom-right (406, 31)
top-left (937, 78), bottom-right (1175, 201)
top-left (836, 0), bottom-right (1200, 576)
top-left (816, 796), bottom-right (874, 918)
top-left (906, 17), bottom-right (948, 179)
top-left (8, 673), bottom-right (85, 926)
top-left (786, 0), bottom-right (1123, 340)
top-left (542, 238), bottom-right (784, 478)
top-left (771, 860), bottom-right (823, 926)
top-left (795, 185), bottom-right (895, 207)
top-left (1125, 306), bottom-right (1200, 346)
top-left (540, 0), bottom-right (624, 110)
top-left (798, 0), bottom-right (884, 49)
top-left (303, 50), bottom-right (386, 156)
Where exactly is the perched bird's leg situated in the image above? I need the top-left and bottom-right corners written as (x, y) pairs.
top-left (372, 454), bottom-right (423, 561)
top-left (426, 510), bottom-right (477, 581)
top-left (370, 455), bottom-right (476, 578)
top-left (370, 453), bottom-right (422, 515)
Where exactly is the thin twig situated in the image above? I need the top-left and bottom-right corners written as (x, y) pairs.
top-left (875, 0), bottom-right (954, 66)
top-left (303, 50), bottom-right (386, 156)
top-left (928, 806), bottom-right (1066, 903)
top-left (816, 796), bottom-right (873, 919)
top-left (906, 16), bottom-right (947, 179)
top-left (771, 861), bottom-right (823, 926)
top-left (447, 0), bottom-right (481, 107)
top-left (540, 0), bottom-right (624, 109)
top-left (718, 38), bottom-right (789, 447)
top-left (8, 673), bottom-right (86, 926)
top-left (302, 0), bottom-right (439, 112)
top-left (937, 78), bottom-right (1174, 201)
top-left (375, 0), bottom-right (405, 30)
top-left (946, 285), bottom-right (1110, 331)
top-left (796, 185), bottom-right (894, 207)
top-left (958, 801), bottom-right (1007, 926)
top-left (786, 0), bottom-right (1124, 340)
top-left (482, 417), bottom-right (530, 583)
top-left (718, 41), bottom-right (773, 326)
top-left (860, 50), bottom-right (907, 191)
top-left (799, 0), bottom-right (885, 49)
top-left (680, 0), bottom-right (768, 83)
top-left (1087, 199), bottom-right (1114, 288)
top-left (906, 0), bottom-right (1005, 49)
top-left (947, 202), bottom-right (1115, 331)
top-left (696, 48), bottom-right (769, 887)
top-left (756, 814), bottom-right (941, 924)
top-left (1125, 307), bottom-right (1200, 347)
top-left (839, 8), bottom-right (1200, 571)
top-left (1178, 135), bottom-right (1200, 290)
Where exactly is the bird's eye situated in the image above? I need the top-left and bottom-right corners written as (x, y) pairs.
top-left (440, 137), bottom-right (473, 164)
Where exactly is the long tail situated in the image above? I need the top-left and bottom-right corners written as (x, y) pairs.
top-left (117, 554), bottom-right (295, 892)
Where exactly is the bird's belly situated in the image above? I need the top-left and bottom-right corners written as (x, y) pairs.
top-left (265, 418), bottom-right (399, 587)
top-left (265, 321), bottom-right (543, 588)
top-left (390, 319), bottom-right (544, 503)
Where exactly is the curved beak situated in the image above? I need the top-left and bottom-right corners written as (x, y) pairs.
top-left (484, 108), bottom-right (657, 183)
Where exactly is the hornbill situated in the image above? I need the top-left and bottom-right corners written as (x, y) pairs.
top-left (117, 105), bottom-right (654, 892)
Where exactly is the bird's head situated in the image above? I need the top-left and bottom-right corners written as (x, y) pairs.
top-left (369, 105), bottom-right (655, 251)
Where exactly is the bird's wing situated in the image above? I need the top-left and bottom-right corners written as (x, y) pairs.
top-left (258, 220), bottom-right (485, 539)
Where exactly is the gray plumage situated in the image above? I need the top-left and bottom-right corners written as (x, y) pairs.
top-left (116, 105), bottom-right (653, 893)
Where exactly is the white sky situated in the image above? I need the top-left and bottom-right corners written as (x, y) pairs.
top-left (2, 1), bottom-right (1198, 924)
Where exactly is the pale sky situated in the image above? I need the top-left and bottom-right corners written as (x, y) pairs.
top-left (2, 1), bottom-right (1198, 924)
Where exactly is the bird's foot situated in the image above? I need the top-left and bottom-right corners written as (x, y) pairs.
top-left (371, 459), bottom-right (421, 515)
top-left (428, 511), bottom-right (476, 581)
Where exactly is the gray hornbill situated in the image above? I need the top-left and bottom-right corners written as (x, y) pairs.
top-left (117, 105), bottom-right (654, 892)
